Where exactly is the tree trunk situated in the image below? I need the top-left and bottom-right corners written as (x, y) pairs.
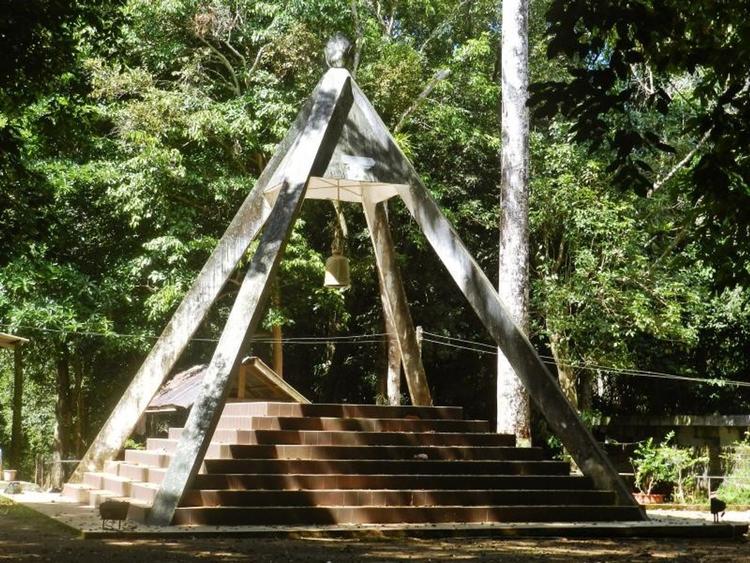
top-left (73, 355), bottom-right (86, 457)
top-left (496, 0), bottom-right (531, 440)
top-left (578, 370), bottom-right (593, 412)
top-left (272, 284), bottom-right (283, 378)
top-left (10, 345), bottom-right (23, 467)
top-left (376, 273), bottom-right (402, 405)
top-left (549, 332), bottom-right (578, 409)
top-left (51, 345), bottom-right (73, 489)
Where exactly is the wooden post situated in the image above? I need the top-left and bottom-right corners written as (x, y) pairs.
top-left (11, 344), bottom-right (23, 467)
top-left (237, 363), bottom-right (247, 399)
top-left (362, 194), bottom-right (432, 406)
top-left (148, 69), bottom-right (353, 526)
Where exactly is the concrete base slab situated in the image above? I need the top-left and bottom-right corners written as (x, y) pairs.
top-left (2, 490), bottom-right (747, 540)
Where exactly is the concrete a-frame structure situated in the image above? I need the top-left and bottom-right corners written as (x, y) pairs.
top-left (71, 37), bottom-right (641, 525)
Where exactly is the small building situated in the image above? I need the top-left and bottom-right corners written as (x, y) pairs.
top-left (141, 356), bottom-right (309, 437)
top-left (0, 332), bottom-right (29, 470)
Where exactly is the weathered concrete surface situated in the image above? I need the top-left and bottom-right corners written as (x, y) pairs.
top-left (70, 69), bottom-right (342, 483)
top-left (362, 194), bottom-right (432, 406)
top-left (338, 79), bottom-right (640, 512)
top-left (71, 184), bottom-right (271, 482)
top-left (148, 69), bottom-right (354, 526)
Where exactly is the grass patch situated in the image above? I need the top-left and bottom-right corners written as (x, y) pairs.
top-left (0, 495), bottom-right (78, 537)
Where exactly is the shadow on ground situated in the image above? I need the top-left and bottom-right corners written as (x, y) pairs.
top-left (1, 497), bottom-right (747, 562)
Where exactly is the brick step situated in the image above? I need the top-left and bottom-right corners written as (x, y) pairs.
top-left (224, 444), bottom-right (542, 461)
top-left (130, 442), bottom-right (230, 461)
top-left (117, 462), bottom-right (150, 482)
top-left (106, 462), bottom-right (167, 485)
top-left (146, 466), bottom-right (167, 485)
top-left (131, 481), bottom-right (161, 504)
top-left (193, 473), bottom-right (592, 490)
top-left (168, 428), bottom-right (515, 447)
top-left (149, 441), bottom-right (540, 461)
top-left (172, 504), bottom-right (644, 526)
top-left (180, 488), bottom-right (615, 508)
top-left (102, 474), bottom-right (133, 497)
top-left (62, 482), bottom-right (92, 503)
top-left (202, 458), bottom-right (569, 476)
top-left (88, 489), bottom-right (120, 507)
top-left (83, 471), bottom-right (106, 489)
top-left (222, 401), bottom-right (464, 420)
top-left (147, 437), bottom-right (180, 451)
top-left (216, 416), bottom-right (489, 433)
top-left (126, 498), bottom-right (151, 523)
top-left (124, 449), bottom-right (169, 467)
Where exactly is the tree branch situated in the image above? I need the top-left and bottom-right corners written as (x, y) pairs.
top-left (203, 65), bottom-right (239, 94)
top-left (629, 64), bottom-right (654, 96)
top-left (351, 0), bottom-right (364, 78)
top-left (247, 43), bottom-right (269, 79)
top-left (195, 34), bottom-right (241, 96)
top-left (418, 0), bottom-right (471, 55)
top-left (393, 68), bottom-right (451, 133)
top-left (648, 128), bottom-right (712, 197)
top-left (222, 39), bottom-right (247, 74)
top-left (367, 1), bottom-right (389, 35)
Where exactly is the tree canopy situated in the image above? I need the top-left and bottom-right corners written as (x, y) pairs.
top-left (1, 0), bottom-right (749, 475)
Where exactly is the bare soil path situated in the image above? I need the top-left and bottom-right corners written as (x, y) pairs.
top-left (1, 497), bottom-right (748, 562)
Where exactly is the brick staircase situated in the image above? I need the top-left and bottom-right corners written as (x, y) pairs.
top-left (63, 401), bottom-right (643, 525)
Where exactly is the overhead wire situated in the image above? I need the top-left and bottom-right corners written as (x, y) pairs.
top-left (0, 323), bottom-right (387, 345)
top-left (2, 323), bottom-right (748, 387)
top-left (420, 331), bottom-right (750, 389)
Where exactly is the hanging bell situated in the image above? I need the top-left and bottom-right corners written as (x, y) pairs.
top-left (324, 248), bottom-right (351, 289)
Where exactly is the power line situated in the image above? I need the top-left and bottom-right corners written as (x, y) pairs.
top-left (420, 333), bottom-right (750, 389)
top-left (0, 323), bottom-right (387, 345)
top-left (3, 323), bottom-right (748, 388)
top-left (422, 330), bottom-right (497, 351)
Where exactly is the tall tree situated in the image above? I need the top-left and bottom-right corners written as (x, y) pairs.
top-left (530, 0), bottom-right (750, 285)
top-left (496, 0), bottom-right (531, 438)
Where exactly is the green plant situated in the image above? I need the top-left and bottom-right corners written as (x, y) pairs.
top-left (630, 431), bottom-right (707, 501)
top-left (631, 436), bottom-right (674, 495)
top-left (717, 433), bottom-right (750, 505)
top-left (123, 438), bottom-right (144, 451)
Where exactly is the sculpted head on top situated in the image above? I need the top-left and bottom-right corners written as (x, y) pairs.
top-left (325, 33), bottom-right (353, 69)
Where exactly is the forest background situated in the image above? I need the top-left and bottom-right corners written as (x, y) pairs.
top-left (1, 0), bottom-right (749, 476)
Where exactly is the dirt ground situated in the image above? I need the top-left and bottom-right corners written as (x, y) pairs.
top-left (1, 498), bottom-right (748, 562)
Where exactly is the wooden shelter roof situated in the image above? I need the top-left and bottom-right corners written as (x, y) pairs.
top-left (0, 332), bottom-right (29, 349)
top-left (146, 357), bottom-right (309, 413)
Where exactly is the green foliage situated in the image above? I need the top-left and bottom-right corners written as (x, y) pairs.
top-left (631, 432), bottom-right (707, 502)
top-left (716, 434), bottom-right (750, 505)
top-left (1, 0), bottom-right (750, 479)
top-left (532, 0), bottom-right (750, 283)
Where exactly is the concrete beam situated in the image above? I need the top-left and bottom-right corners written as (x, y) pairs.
top-left (362, 194), bottom-right (432, 406)
top-left (70, 70), bottom-right (344, 483)
top-left (342, 77), bottom-right (639, 511)
top-left (395, 179), bottom-right (640, 511)
top-left (148, 69), bottom-right (353, 525)
top-left (70, 179), bottom-right (271, 481)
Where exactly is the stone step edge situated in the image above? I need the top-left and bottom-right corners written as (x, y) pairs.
top-left (182, 488), bottom-right (608, 493)
top-left (80, 521), bottom-right (748, 540)
top-left (149, 439), bottom-right (532, 451)
top-left (167, 426), bottom-right (513, 447)
top-left (217, 415), bottom-right (489, 423)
